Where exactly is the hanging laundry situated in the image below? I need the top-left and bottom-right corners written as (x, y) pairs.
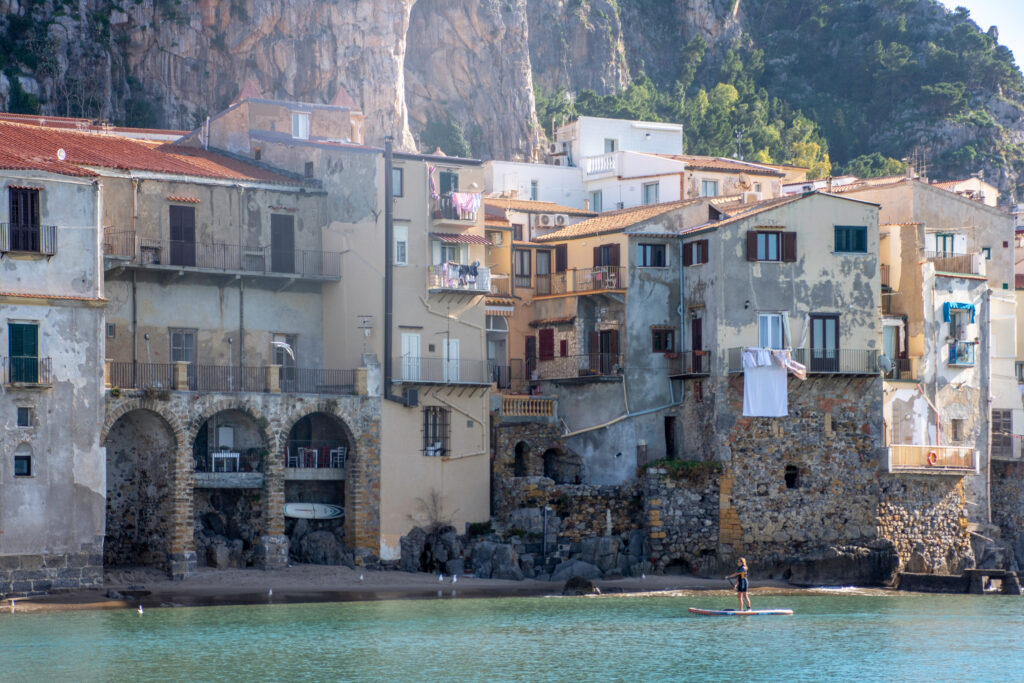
top-left (428, 166), bottom-right (438, 199)
top-left (742, 346), bottom-right (789, 417)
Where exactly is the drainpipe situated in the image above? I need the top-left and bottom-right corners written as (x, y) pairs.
top-left (131, 270), bottom-right (137, 387)
top-left (983, 289), bottom-right (992, 524)
top-left (383, 136), bottom-right (402, 404)
top-left (239, 279), bottom-right (245, 369)
top-left (678, 239), bottom-right (685, 365)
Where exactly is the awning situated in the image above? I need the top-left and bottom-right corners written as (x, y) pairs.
top-left (431, 232), bottom-right (492, 245)
top-left (942, 302), bottom-right (975, 323)
top-left (529, 316), bottom-right (576, 328)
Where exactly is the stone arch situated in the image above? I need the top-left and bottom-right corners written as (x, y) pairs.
top-left (542, 447), bottom-right (581, 485)
top-left (103, 407), bottom-right (179, 570)
top-left (101, 398), bottom-right (184, 450)
top-left (186, 399), bottom-right (274, 452)
top-left (277, 404), bottom-right (360, 559)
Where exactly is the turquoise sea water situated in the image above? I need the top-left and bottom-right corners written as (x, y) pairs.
top-left (1, 590), bottom-right (1019, 682)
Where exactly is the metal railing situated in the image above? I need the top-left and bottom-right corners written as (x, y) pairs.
top-left (109, 361), bottom-right (174, 389)
top-left (432, 192), bottom-right (480, 222)
top-left (489, 360), bottom-right (527, 393)
top-left (514, 274), bottom-right (532, 289)
top-left (428, 264), bottom-right (491, 292)
top-left (671, 350), bottom-right (711, 376)
top-left (880, 263), bottom-right (890, 289)
top-left (280, 367), bottom-right (356, 394)
top-left (883, 357), bottom-right (918, 381)
top-left (3, 356), bottom-right (52, 384)
top-left (728, 348), bottom-right (877, 374)
top-left (500, 395), bottom-right (556, 417)
top-left (948, 341), bottom-right (976, 366)
top-left (0, 223), bottom-right (57, 255)
top-left (888, 444), bottom-right (976, 472)
top-left (489, 276), bottom-right (511, 297)
top-left (925, 251), bottom-right (980, 276)
top-left (107, 361), bottom-right (355, 394)
top-left (535, 352), bottom-right (622, 380)
top-left (992, 433), bottom-right (1024, 460)
top-left (534, 266), bottom-right (625, 296)
top-left (103, 231), bottom-right (341, 278)
top-left (286, 441), bottom-right (348, 469)
top-left (394, 356), bottom-right (489, 384)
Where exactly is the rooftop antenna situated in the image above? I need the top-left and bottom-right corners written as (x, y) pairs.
top-left (734, 128), bottom-right (744, 161)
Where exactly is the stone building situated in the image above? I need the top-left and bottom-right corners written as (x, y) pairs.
top-left (0, 122), bottom-right (108, 595)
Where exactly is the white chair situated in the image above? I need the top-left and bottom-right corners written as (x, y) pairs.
top-left (330, 447), bottom-right (348, 468)
top-left (286, 448), bottom-right (300, 468)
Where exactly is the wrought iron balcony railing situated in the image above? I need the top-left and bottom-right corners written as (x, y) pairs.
top-left (3, 356), bottom-right (52, 385)
top-left (394, 356), bottom-right (489, 384)
top-left (924, 251), bottom-right (981, 276)
top-left (0, 223), bottom-right (57, 255)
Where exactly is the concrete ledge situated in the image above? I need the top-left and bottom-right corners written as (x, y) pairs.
top-left (194, 472), bottom-right (265, 488)
top-left (896, 572), bottom-right (970, 593)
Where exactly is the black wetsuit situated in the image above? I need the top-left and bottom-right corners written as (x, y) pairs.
top-left (735, 565), bottom-right (748, 592)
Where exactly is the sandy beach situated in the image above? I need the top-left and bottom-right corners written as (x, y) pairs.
top-left (2, 565), bottom-right (801, 613)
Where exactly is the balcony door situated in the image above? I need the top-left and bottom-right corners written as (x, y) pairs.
top-left (535, 250), bottom-right (552, 295)
top-left (169, 205), bottom-right (196, 267)
top-left (443, 338), bottom-right (460, 383)
top-left (271, 214), bottom-right (295, 274)
top-left (691, 314), bottom-right (703, 373)
top-left (8, 322), bottom-right (38, 383)
top-left (401, 333), bottom-right (421, 381)
top-left (810, 314), bottom-right (839, 372)
top-left (170, 328), bottom-right (197, 389)
top-left (9, 188), bottom-right (40, 252)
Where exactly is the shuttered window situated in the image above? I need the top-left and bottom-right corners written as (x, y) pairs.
top-left (682, 239), bottom-right (708, 266)
top-left (746, 231), bottom-right (796, 262)
top-left (555, 244), bottom-right (567, 273)
top-left (538, 329), bottom-right (555, 361)
top-left (593, 243), bottom-right (620, 267)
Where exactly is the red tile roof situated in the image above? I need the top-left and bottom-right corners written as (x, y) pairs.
top-left (430, 232), bottom-right (492, 245)
top-left (660, 155), bottom-right (785, 177)
top-left (0, 112), bottom-right (187, 137)
top-left (0, 121), bottom-right (305, 185)
top-left (484, 197), bottom-right (596, 217)
top-left (534, 199), bottom-right (705, 242)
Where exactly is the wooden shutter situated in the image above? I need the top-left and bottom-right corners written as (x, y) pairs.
top-left (538, 329), bottom-right (555, 361)
top-left (682, 242), bottom-right (693, 267)
top-left (593, 246), bottom-right (601, 267)
top-left (746, 231), bottom-right (758, 261)
top-left (555, 244), bottom-right (567, 272)
top-left (609, 243), bottom-right (620, 266)
top-left (698, 239), bottom-right (709, 264)
top-left (782, 232), bottom-right (797, 262)
top-left (559, 339), bottom-right (568, 356)
top-left (609, 330), bottom-right (619, 356)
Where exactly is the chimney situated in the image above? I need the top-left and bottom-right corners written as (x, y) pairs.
top-left (509, 189), bottom-right (519, 199)
top-left (584, 198), bottom-right (590, 211)
top-left (826, 176), bottom-right (833, 193)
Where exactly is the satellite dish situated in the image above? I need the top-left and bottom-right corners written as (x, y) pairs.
top-left (877, 355), bottom-right (893, 373)
top-left (56, 148), bottom-right (66, 161)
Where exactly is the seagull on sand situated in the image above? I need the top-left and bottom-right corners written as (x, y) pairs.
top-left (137, 605), bottom-right (144, 615)
top-left (438, 574), bottom-right (444, 582)
top-left (451, 574), bottom-right (458, 584)
top-left (268, 589), bottom-right (273, 597)
top-left (359, 573), bottom-right (364, 582)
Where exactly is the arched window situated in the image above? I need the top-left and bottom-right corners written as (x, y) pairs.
top-left (513, 442), bottom-right (528, 477)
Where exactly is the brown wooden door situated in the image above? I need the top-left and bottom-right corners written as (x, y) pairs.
top-left (169, 205), bottom-right (196, 267)
top-left (691, 317), bottom-right (703, 373)
top-left (271, 214), bottom-right (295, 273)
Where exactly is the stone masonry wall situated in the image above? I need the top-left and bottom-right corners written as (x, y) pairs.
top-left (878, 477), bottom-right (972, 574)
top-left (492, 420), bottom-right (567, 516)
top-left (644, 468), bottom-right (720, 574)
top-left (0, 547), bottom-right (103, 598)
top-left (500, 476), bottom-right (639, 543)
top-left (991, 461), bottom-right (1024, 569)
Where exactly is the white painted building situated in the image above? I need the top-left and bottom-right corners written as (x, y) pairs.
top-left (550, 116), bottom-right (683, 164)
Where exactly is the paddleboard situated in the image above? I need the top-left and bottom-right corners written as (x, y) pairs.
top-left (284, 502), bottom-right (344, 520)
top-left (688, 607), bottom-right (793, 616)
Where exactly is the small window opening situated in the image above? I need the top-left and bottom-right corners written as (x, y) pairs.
top-left (254, 148), bottom-right (262, 161)
top-left (16, 407), bottom-right (33, 428)
top-left (951, 419), bottom-right (964, 443)
top-left (304, 161), bottom-right (314, 178)
top-left (513, 441), bottom-right (528, 477)
top-left (14, 452), bottom-right (32, 477)
top-left (784, 465), bottom-right (800, 489)
top-left (107, 323), bottom-right (116, 338)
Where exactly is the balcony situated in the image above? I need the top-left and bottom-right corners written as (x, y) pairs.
top-left (925, 251), bottom-right (981, 276)
top-left (948, 341), bottom-right (976, 367)
top-left (535, 352), bottom-right (622, 380)
top-left (107, 361), bottom-right (356, 394)
top-left (0, 223), bottom-right (57, 256)
top-left (883, 357), bottom-right (919, 381)
top-left (728, 348), bottom-right (878, 374)
top-left (992, 433), bottom-right (1024, 460)
top-left (285, 441), bottom-right (347, 481)
top-left (886, 444), bottom-right (976, 474)
top-left (394, 357), bottom-right (489, 384)
top-left (535, 266), bottom-right (624, 297)
top-left (583, 153), bottom-right (617, 176)
top-left (428, 263), bottom-right (491, 294)
top-left (488, 275), bottom-right (512, 297)
top-left (880, 263), bottom-right (890, 289)
top-left (194, 448), bottom-right (265, 489)
top-left (103, 231), bottom-right (341, 279)
top-left (3, 356), bottom-right (52, 386)
top-left (669, 350), bottom-right (710, 377)
top-left (432, 192), bottom-right (480, 224)
top-left (492, 394), bottom-right (558, 423)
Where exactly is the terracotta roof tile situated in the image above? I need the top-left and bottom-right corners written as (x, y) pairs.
top-left (659, 155), bottom-right (785, 177)
top-left (679, 194), bottom-right (808, 236)
top-left (0, 121), bottom-right (305, 185)
top-left (484, 197), bottom-right (596, 216)
top-left (535, 199), bottom-right (705, 242)
top-left (430, 232), bottom-right (492, 245)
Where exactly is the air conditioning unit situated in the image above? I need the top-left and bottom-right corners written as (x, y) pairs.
top-left (539, 214), bottom-right (552, 226)
top-left (616, 202), bottom-right (624, 210)
top-left (404, 388), bottom-right (419, 407)
top-left (554, 214), bottom-right (568, 226)
top-left (549, 143), bottom-right (558, 153)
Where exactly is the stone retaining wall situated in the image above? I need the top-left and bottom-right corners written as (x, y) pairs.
top-left (991, 461), bottom-right (1024, 568)
top-left (499, 476), bottom-right (639, 543)
top-left (0, 546), bottom-right (103, 597)
top-left (643, 468), bottom-right (719, 574)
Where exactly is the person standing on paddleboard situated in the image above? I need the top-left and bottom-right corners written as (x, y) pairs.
top-left (726, 558), bottom-right (751, 611)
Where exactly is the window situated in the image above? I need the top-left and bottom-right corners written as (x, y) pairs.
top-left (754, 183), bottom-right (762, 193)
top-left (784, 465), bottom-right (800, 489)
top-left (834, 225), bottom-right (867, 253)
top-left (9, 187), bottom-right (41, 252)
top-left (1017, 361), bottom-right (1024, 382)
top-left (652, 328), bottom-right (675, 353)
top-left (643, 182), bottom-right (659, 205)
top-left (14, 447), bottom-right (32, 477)
top-left (982, 247), bottom-right (991, 260)
top-left (538, 329), bottom-right (555, 361)
top-left (423, 406), bottom-right (450, 456)
top-left (440, 243), bottom-right (458, 264)
top-left (16, 406), bottom-right (33, 428)
top-left (394, 225), bottom-right (408, 265)
top-left (593, 243), bottom-right (619, 267)
top-left (992, 409), bottom-right (1012, 457)
top-left (254, 148), bottom-right (261, 161)
top-left (107, 323), bottom-right (116, 338)
top-left (945, 304), bottom-right (974, 341)
top-left (560, 339), bottom-right (568, 357)
top-left (512, 224), bottom-right (524, 242)
top-left (304, 161), bottom-right (314, 179)
top-left (701, 180), bottom-right (718, 197)
top-left (604, 138), bottom-right (617, 153)
top-left (169, 204), bottom-right (196, 267)
top-left (530, 179), bottom-right (539, 201)
top-left (934, 233), bottom-right (956, 255)
top-left (514, 249), bottom-right (531, 288)
top-left (682, 239), bottom-right (708, 266)
top-left (439, 171), bottom-right (458, 194)
top-left (169, 328), bottom-right (197, 364)
top-left (273, 333), bottom-right (297, 386)
top-left (392, 168), bottom-right (404, 197)
top-left (291, 112), bottom-right (310, 140)
top-left (8, 322), bottom-right (39, 383)
top-left (555, 244), bottom-right (567, 273)
top-left (590, 190), bottom-right (603, 213)
top-left (951, 418), bottom-right (964, 443)
top-left (758, 313), bottom-right (784, 349)
top-left (638, 243), bottom-right (667, 267)
top-left (747, 231), bottom-right (796, 262)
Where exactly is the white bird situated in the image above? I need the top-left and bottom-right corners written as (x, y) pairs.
top-left (359, 573), bottom-right (364, 582)
top-left (268, 589), bottom-right (273, 597)
top-left (641, 573), bottom-right (646, 580)
top-left (451, 574), bottom-right (458, 584)
top-left (438, 574), bottom-right (444, 582)
top-left (137, 605), bottom-right (144, 614)
top-left (9, 599), bottom-right (14, 613)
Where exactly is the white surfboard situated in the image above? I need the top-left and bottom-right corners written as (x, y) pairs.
top-left (284, 503), bottom-right (344, 520)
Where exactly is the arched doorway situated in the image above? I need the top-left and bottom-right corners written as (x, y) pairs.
top-left (104, 409), bottom-right (176, 570)
top-left (192, 408), bottom-right (269, 569)
top-left (284, 412), bottom-right (352, 565)
top-left (514, 441), bottom-right (529, 477)
top-left (543, 448), bottom-right (581, 484)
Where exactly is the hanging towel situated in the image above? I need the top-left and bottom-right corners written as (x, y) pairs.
top-left (743, 364), bottom-right (788, 417)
